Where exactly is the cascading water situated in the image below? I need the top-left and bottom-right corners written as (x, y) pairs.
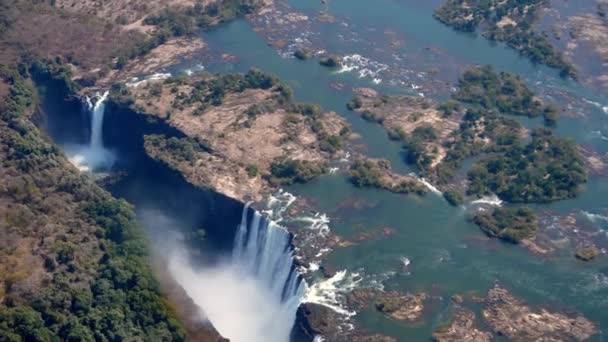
top-left (68, 91), bottom-right (115, 172)
top-left (168, 204), bottom-right (305, 342)
top-left (89, 91), bottom-right (109, 152)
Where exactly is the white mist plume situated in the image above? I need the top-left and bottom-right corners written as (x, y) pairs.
top-left (168, 204), bottom-right (304, 342)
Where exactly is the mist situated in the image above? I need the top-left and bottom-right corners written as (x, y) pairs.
top-left (140, 204), bottom-right (303, 342)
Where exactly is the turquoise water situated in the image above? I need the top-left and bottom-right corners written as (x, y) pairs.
top-left (178, 0), bottom-right (608, 339)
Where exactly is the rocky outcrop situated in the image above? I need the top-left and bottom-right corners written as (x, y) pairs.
top-left (575, 245), bottom-right (600, 261)
top-left (122, 71), bottom-right (350, 202)
top-left (432, 309), bottom-right (492, 342)
top-left (375, 291), bottom-right (428, 322)
top-left (482, 285), bottom-right (597, 341)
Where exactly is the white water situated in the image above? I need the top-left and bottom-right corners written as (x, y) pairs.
top-left (303, 270), bottom-right (360, 317)
top-left (169, 204), bottom-right (305, 342)
top-left (470, 194), bottom-right (504, 207)
top-left (67, 91), bottom-right (115, 172)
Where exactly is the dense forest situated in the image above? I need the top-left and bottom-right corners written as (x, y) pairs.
top-left (0, 63), bottom-right (185, 341)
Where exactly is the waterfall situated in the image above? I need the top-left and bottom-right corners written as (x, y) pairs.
top-left (232, 203), bottom-right (305, 312)
top-left (168, 204), bottom-right (305, 342)
top-left (68, 91), bottom-right (114, 172)
top-left (89, 91), bottom-right (109, 152)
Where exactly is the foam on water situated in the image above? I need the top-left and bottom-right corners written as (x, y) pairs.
top-left (335, 54), bottom-right (388, 84)
top-left (582, 211), bottom-right (608, 229)
top-left (470, 194), bottom-right (503, 207)
top-left (127, 72), bottom-right (172, 88)
top-left (409, 173), bottom-right (442, 195)
top-left (303, 270), bottom-right (360, 317)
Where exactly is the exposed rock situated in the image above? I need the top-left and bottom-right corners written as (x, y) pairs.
top-left (575, 245), bottom-right (600, 261)
top-left (298, 303), bottom-right (344, 335)
top-left (432, 309), bottom-right (492, 342)
top-left (483, 285), bottom-right (597, 341)
top-left (375, 291), bottom-right (428, 322)
top-left (319, 55), bottom-right (343, 68)
top-left (450, 294), bottom-right (464, 304)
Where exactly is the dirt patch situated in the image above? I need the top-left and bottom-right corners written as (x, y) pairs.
top-left (127, 75), bottom-right (349, 202)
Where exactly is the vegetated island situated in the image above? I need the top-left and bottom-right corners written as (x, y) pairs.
top-left (347, 65), bottom-right (587, 245)
top-left (434, 0), bottom-right (577, 78)
top-left (113, 68), bottom-right (351, 202)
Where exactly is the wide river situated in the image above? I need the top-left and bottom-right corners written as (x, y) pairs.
top-left (166, 0), bottom-right (608, 339)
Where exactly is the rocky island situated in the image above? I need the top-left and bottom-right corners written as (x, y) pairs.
top-left (114, 68), bottom-right (350, 202)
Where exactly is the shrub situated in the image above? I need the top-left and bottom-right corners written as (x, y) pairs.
top-left (472, 207), bottom-right (538, 243)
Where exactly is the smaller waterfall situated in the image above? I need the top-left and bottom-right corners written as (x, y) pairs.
top-left (67, 91), bottom-right (114, 172)
top-left (89, 91), bottom-right (109, 152)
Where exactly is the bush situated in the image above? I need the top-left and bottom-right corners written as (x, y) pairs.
top-left (467, 129), bottom-right (587, 203)
top-left (443, 190), bottom-right (464, 206)
top-left (269, 159), bottom-right (327, 185)
top-left (245, 164), bottom-right (258, 178)
top-left (346, 97), bottom-right (362, 111)
top-left (472, 207), bottom-right (538, 243)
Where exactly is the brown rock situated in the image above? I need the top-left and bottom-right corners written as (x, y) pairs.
top-left (483, 285), bottom-right (597, 341)
top-left (432, 309), bottom-right (492, 342)
top-left (375, 291), bottom-right (427, 322)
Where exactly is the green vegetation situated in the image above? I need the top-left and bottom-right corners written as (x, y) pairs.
top-left (245, 164), bottom-right (259, 178)
top-left (113, 0), bottom-right (263, 69)
top-left (401, 125), bottom-right (439, 172)
top-left (144, 0), bottom-right (260, 35)
top-left (472, 207), bottom-right (538, 243)
top-left (434, 0), bottom-right (576, 78)
top-left (467, 129), bottom-right (586, 203)
top-left (0, 63), bottom-right (185, 341)
top-left (268, 159), bottom-right (328, 185)
top-left (437, 100), bottom-right (461, 117)
top-left (346, 66), bottom-right (585, 207)
top-left (454, 65), bottom-right (559, 125)
top-left (443, 190), bottom-right (464, 206)
top-left (349, 159), bottom-right (427, 195)
top-left (145, 134), bottom-right (203, 163)
top-left (360, 110), bottom-right (384, 124)
top-left (294, 48), bottom-right (313, 60)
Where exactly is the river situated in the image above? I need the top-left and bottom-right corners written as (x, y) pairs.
top-left (170, 0), bottom-right (608, 339)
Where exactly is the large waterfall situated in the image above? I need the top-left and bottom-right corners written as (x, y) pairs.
top-left (168, 204), bottom-right (305, 342)
top-left (68, 91), bottom-right (114, 172)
